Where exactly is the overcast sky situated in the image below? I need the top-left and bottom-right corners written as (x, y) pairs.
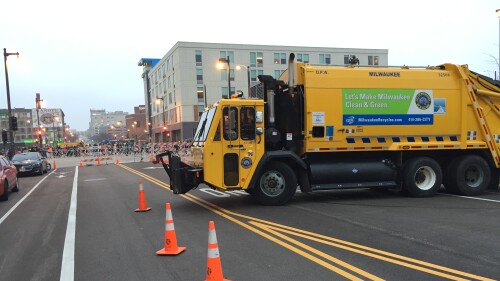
top-left (1, 0), bottom-right (499, 131)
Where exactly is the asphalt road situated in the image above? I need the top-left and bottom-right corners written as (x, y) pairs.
top-left (0, 162), bottom-right (499, 281)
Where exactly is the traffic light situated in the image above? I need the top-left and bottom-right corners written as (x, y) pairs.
top-left (10, 116), bottom-right (17, 131)
top-left (1, 130), bottom-right (7, 143)
top-left (166, 132), bottom-right (170, 138)
top-left (37, 130), bottom-right (42, 145)
top-left (162, 126), bottom-right (167, 132)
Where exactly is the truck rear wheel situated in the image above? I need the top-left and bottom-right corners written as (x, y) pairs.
top-left (446, 155), bottom-right (490, 196)
top-left (402, 157), bottom-right (442, 197)
top-left (253, 162), bottom-right (296, 206)
top-left (488, 168), bottom-right (499, 190)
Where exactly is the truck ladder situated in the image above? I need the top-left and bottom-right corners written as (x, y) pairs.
top-left (459, 70), bottom-right (500, 167)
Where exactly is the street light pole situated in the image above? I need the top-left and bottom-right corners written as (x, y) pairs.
top-left (219, 56), bottom-right (231, 98)
top-left (53, 116), bottom-right (60, 145)
top-left (3, 48), bottom-right (19, 157)
top-left (36, 93), bottom-right (43, 148)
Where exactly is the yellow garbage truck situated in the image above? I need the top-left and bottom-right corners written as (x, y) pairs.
top-left (157, 54), bottom-right (500, 205)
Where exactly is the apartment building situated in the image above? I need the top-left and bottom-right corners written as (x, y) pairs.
top-left (89, 109), bottom-right (128, 138)
top-left (140, 42), bottom-right (388, 142)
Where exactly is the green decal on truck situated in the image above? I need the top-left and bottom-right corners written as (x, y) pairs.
top-left (342, 89), bottom-right (434, 125)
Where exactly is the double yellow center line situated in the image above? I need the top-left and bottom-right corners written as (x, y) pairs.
top-left (118, 164), bottom-right (494, 281)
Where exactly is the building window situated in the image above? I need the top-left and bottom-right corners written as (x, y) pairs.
top-left (319, 54), bottom-right (331, 65)
top-left (198, 105), bottom-right (204, 118)
top-left (297, 53), bottom-right (309, 63)
top-left (196, 69), bottom-right (203, 84)
top-left (368, 55), bottom-right (379, 66)
top-left (220, 51), bottom-right (234, 64)
top-left (274, 70), bottom-right (285, 79)
top-left (222, 87), bottom-right (228, 99)
top-left (344, 55), bottom-right (356, 65)
top-left (220, 69), bottom-right (235, 81)
top-left (197, 87), bottom-right (205, 104)
top-left (256, 52), bottom-right (263, 67)
top-left (250, 70), bottom-right (264, 81)
top-left (274, 53), bottom-right (286, 64)
top-left (251, 70), bottom-right (257, 81)
top-left (221, 87), bottom-right (235, 99)
top-left (195, 50), bottom-right (202, 66)
top-left (281, 53), bottom-right (286, 64)
top-left (250, 52), bottom-right (264, 67)
top-left (250, 52), bottom-right (256, 67)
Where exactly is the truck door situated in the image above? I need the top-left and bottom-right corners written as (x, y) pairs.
top-left (221, 106), bottom-right (256, 188)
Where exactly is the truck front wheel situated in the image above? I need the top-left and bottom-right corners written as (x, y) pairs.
top-left (402, 157), bottom-right (442, 197)
top-left (253, 162), bottom-right (297, 206)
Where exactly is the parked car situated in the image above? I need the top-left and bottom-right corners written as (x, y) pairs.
top-left (0, 155), bottom-right (19, 201)
top-left (11, 152), bottom-right (49, 176)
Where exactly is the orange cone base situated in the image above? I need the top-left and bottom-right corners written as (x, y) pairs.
top-left (135, 207), bottom-right (151, 212)
top-left (156, 246), bottom-right (186, 255)
top-left (205, 277), bottom-right (231, 281)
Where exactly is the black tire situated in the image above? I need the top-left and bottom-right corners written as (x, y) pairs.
top-left (12, 177), bottom-right (19, 192)
top-left (0, 182), bottom-right (8, 201)
top-left (402, 157), bottom-right (442, 197)
top-left (245, 188), bottom-right (255, 195)
top-left (446, 155), bottom-right (490, 196)
top-left (253, 162), bottom-right (297, 206)
top-left (38, 166), bottom-right (44, 176)
top-left (488, 168), bottom-right (499, 191)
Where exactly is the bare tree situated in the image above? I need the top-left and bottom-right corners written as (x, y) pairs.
top-left (485, 53), bottom-right (500, 80)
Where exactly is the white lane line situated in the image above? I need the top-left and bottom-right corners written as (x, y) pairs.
top-left (0, 170), bottom-right (55, 225)
top-left (60, 166), bottom-right (78, 281)
top-left (441, 193), bottom-right (500, 203)
top-left (82, 178), bottom-right (107, 182)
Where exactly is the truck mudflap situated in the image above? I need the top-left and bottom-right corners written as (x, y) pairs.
top-left (156, 151), bottom-right (204, 194)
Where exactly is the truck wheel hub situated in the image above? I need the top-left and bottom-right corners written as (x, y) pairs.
top-left (260, 172), bottom-right (285, 197)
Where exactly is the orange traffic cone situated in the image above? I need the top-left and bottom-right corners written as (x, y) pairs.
top-left (79, 160), bottom-right (83, 167)
top-left (156, 203), bottom-right (186, 255)
top-left (53, 160), bottom-right (57, 169)
top-left (97, 157), bottom-right (101, 166)
top-left (135, 180), bottom-right (151, 212)
top-left (205, 221), bottom-right (231, 281)
top-left (149, 154), bottom-right (153, 162)
top-left (115, 158), bottom-right (120, 164)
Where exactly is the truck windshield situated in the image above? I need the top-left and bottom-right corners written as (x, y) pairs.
top-left (192, 106), bottom-right (217, 144)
